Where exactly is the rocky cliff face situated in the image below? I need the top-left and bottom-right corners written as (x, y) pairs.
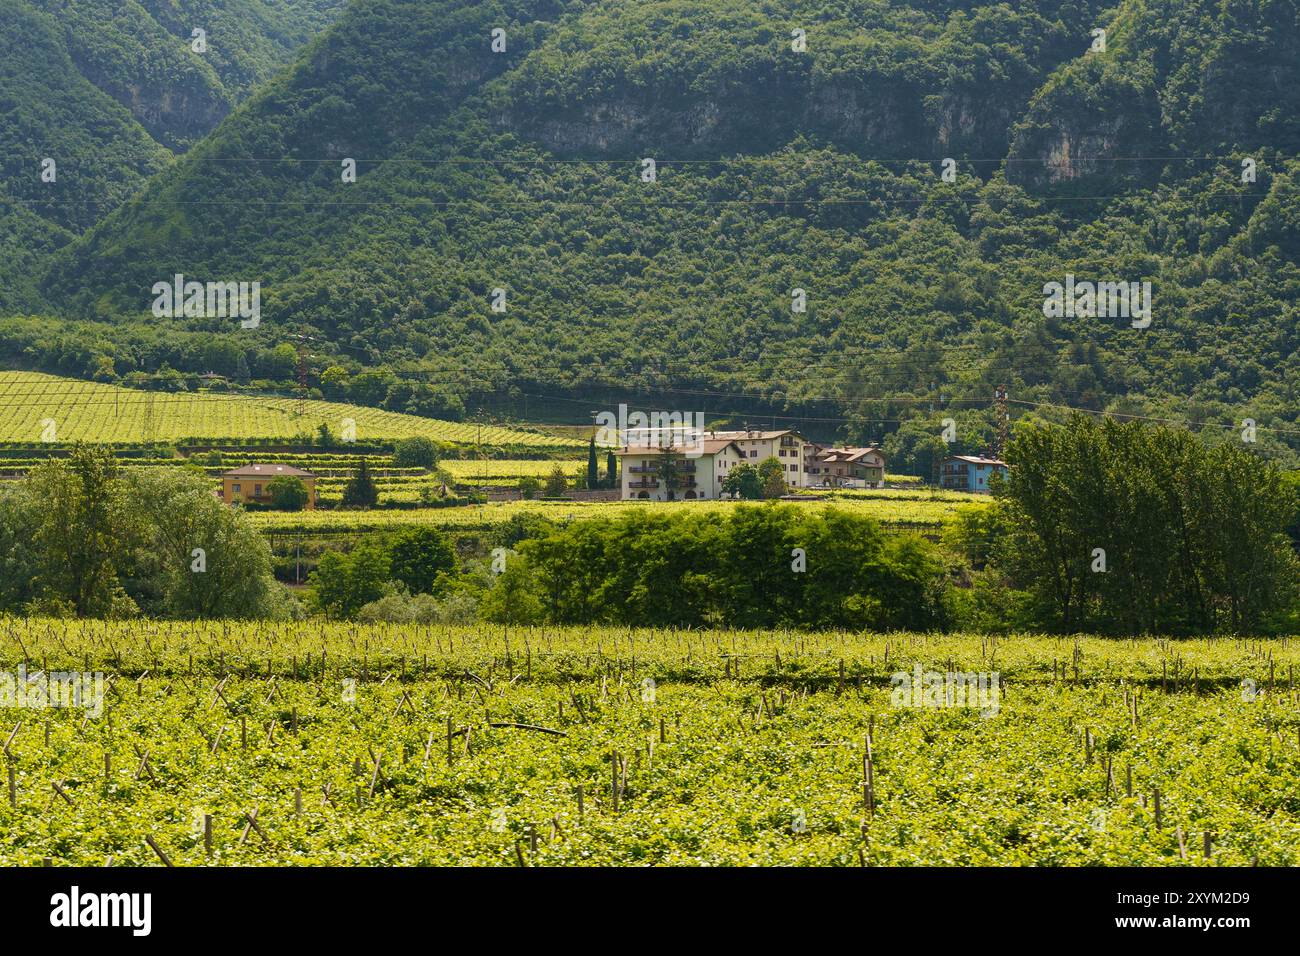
top-left (504, 76), bottom-right (1026, 162)
top-left (26, 0), bottom-right (349, 151)
top-left (1010, 116), bottom-right (1158, 189)
top-left (1007, 0), bottom-right (1300, 192)
top-left (1006, 56), bottom-right (1162, 191)
top-left (123, 84), bottom-right (231, 149)
top-left (67, 53), bottom-right (233, 152)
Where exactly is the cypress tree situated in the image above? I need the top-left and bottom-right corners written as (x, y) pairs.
top-left (342, 458), bottom-right (380, 509)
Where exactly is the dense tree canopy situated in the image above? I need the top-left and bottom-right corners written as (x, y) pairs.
top-left (975, 417), bottom-right (1300, 635)
top-left (0, 445), bottom-right (288, 618)
top-left (0, 0), bottom-right (346, 308)
top-left (511, 505), bottom-right (948, 630)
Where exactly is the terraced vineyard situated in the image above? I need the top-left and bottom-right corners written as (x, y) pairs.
top-left (312, 474), bottom-right (466, 506)
top-left (1, 621), bottom-right (1296, 866)
top-left (303, 460), bottom-right (585, 503)
top-left (0, 373), bottom-right (579, 448)
top-left (308, 459), bottom-right (590, 503)
top-left (440, 459), bottom-right (587, 485)
top-left (246, 493), bottom-right (987, 533)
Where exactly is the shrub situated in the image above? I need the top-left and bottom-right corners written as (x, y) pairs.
top-left (267, 475), bottom-right (309, 511)
top-left (543, 465), bottom-right (568, 497)
top-left (393, 436), bottom-right (440, 469)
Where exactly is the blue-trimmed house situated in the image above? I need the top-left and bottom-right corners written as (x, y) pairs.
top-left (940, 455), bottom-right (1007, 493)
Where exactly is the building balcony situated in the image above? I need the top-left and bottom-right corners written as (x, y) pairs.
top-left (629, 463), bottom-right (696, 474)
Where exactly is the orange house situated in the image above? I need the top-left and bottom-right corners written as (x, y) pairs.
top-left (220, 464), bottom-right (317, 509)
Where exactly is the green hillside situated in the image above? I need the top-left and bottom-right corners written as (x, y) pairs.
top-left (7, 0), bottom-right (1300, 465)
top-left (0, 0), bottom-right (173, 235)
top-left (26, 0), bottom-right (349, 151)
top-left (0, 0), bottom-right (346, 310)
top-left (0, 370), bottom-right (579, 447)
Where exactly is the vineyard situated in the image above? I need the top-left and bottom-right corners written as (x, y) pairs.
top-left (308, 459), bottom-right (590, 503)
top-left (0, 373), bottom-right (579, 449)
top-left (439, 459), bottom-right (587, 484)
top-left (2, 620), bottom-right (1297, 866)
top-left (312, 463), bottom-right (587, 505)
top-left (246, 493), bottom-right (987, 533)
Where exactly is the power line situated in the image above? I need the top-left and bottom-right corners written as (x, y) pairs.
top-left (1, 381), bottom-right (1297, 439)
top-left (0, 346), bottom-right (1137, 393)
top-left (7, 192), bottom-right (1269, 209)
top-left (1007, 398), bottom-right (1300, 436)
top-left (12, 153), bottom-right (1290, 165)
top-left (2, 352), bottom-right (1295, 414)
top-left (0, 341), bottom-right (1278, 388)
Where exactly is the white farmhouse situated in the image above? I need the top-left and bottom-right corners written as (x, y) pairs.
top-left (707, 429), bottom-right (814, 487)
top-left (614, 438), bottom-right (745, 500)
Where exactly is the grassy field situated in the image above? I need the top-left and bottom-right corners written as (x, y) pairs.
top-left (246, 492), bottom-right (988, 533)
top-left (0, 372), bottom-right (579, 448)
top-left (1, 620), bottom-right (1296, 866)
top-left (802, 487), bottom-right (986, 504)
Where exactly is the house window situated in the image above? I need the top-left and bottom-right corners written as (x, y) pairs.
top-left (254, 484), bottom-right (262, 496)
top-left (232, 483), bottom-right (241, 493)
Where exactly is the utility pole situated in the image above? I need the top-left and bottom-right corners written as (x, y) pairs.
top-left (994, 384), bottom-right (1009, 460)
top-left (142, 392), bottom-right (155, 445)
top-left (296, 345), bottom-right (310, 420)
top-left (290, 330), bottom-right (313, 421)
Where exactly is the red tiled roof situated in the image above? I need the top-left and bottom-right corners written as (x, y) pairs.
top-left (816, 446), bottom-right (884, 464)
top-left (221, 463), bottom-right (316, 478)
top-left (614, 440), bottom-right (741, 456)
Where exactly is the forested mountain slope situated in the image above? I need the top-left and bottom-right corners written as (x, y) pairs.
top-left (28, 0), bottom-right (348, 150)
top-left (0, 0), bottom-right (346, 308)
top-left (8, 0), bottom-right (1300, 462)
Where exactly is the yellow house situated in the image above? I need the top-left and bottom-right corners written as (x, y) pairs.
top-left (220, 464), bottom-right (317, 509)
